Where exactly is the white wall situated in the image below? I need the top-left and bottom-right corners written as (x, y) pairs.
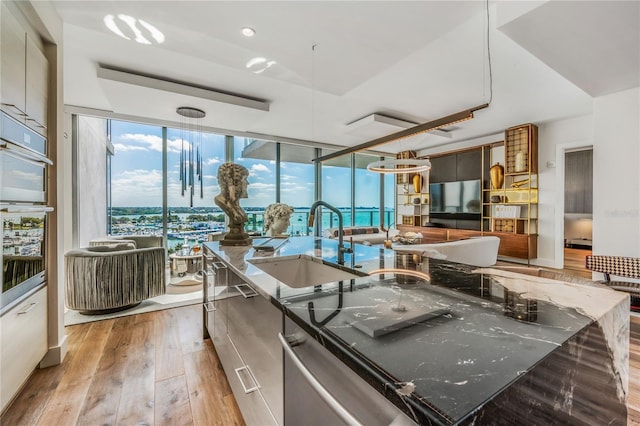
top-left (76, 116), bottom-right (109, 247)
top-left (538, 114), bottom-right (593, 268)
top-left (592, 87), bottom-right (640, 257)
top-left (392, 92), bottom-right (639, 268)
top-left (564, 217), bottom-right (592, 242)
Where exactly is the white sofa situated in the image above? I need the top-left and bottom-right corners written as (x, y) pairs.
top-left (392, 236), bottom-right (500, 267)
top-left (323, 227), bottom-right (400, 245)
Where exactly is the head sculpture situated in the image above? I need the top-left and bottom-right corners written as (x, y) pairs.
top-left (264, 203), bottom-right (294, 236)
top-left (215, 162), bottom-right (251, 245)
top-left (217, 163), bottom-right (249, 201)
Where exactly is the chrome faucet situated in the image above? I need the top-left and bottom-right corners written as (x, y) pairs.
top-left (308, 200), bottom-right (352, 265)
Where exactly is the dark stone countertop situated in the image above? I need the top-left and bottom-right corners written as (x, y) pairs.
top-left (204, 237), bottom-right (628, 425)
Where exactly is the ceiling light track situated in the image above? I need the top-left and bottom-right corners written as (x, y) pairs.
top-left (314, 103), bottom-right (488, 163)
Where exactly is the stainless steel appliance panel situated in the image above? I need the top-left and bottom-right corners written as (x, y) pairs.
top-left (0, 111), bottom-right (50, 204)
top-left (0, 146), bottom-right (48, 203)
top-left (282, 317), bottom-right (417, 426)
top-left (1, 111), bottom-right (46, 155)
top-left (1, 205), bottom-right (51, 312)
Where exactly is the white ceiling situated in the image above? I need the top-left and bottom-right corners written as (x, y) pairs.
top-left (52, 0), bottom-right (639, 154)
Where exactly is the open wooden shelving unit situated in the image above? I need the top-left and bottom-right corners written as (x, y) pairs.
top-left (395, 151), bottom-right (430, 227)
top-left (482, 123), bottom-right (538, 260)
top-left (394, 124), bottom-right (539, 261)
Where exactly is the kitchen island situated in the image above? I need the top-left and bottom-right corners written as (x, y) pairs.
top-left (204, 237), bottom-right (629, 425)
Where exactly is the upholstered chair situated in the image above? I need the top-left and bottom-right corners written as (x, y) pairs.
top-left (89, 235), bottom-right (163, 249)
top-left (64, 243), bottom-right (166, 314)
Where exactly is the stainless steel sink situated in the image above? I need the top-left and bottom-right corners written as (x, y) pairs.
top-left (248, 254), bottom-right (364, 288)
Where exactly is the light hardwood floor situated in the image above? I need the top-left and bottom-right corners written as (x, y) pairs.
top-left (2, 266), bottom-right (638, 425)
top-left (0, 306), bottom-right (244, 426)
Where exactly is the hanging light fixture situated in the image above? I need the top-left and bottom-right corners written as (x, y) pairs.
top-left (176, 106), bottom-right (206, 207)
top-left (366, 158), bottom-right (431, 174)
top-left (319, 1), bottom-right (494, 172)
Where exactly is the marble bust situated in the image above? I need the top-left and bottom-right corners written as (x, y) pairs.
top-left (264, 203), bottom-right (294, 237)
top-left (214, 163), bottom-right (251, 246)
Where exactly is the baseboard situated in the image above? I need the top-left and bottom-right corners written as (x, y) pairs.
top-left (39, 334), bottom-right (68, 368)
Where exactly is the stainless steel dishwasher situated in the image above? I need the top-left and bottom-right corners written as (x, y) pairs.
top-left (280, 316), bottom-right (417, 426)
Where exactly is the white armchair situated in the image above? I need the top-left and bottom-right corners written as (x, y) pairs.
top-left (393, 236), bottom-right (500, 267)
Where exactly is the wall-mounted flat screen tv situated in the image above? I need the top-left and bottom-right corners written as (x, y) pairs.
top-left (429, 179), bottom-right (481, 214)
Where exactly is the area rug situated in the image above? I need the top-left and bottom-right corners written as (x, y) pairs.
top-left (64, 283), bottom-right (221, 326)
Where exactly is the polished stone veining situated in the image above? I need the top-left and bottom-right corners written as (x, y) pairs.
top-left (205, 237), bottom-right (629, 425)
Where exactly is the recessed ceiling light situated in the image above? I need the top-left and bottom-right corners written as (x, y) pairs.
top-left (241, 27), bottom-right (256, 37)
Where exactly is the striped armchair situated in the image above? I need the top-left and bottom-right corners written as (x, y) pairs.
top-left (65, 244), bottom-right (166, 314)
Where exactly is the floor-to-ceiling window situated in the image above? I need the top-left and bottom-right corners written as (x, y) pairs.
top-left (166, 126), bottom-right (226, 252)
top-left (279, 144), bottom-right (316, 236)
top-left (108, 120), bottom-right (164, 239)
top-left (321, 153), bottom-right (353, 229)
top-left (101, 117), bottom-right (394, 248)
top-left (319, 152), bottom-right (394, 233)
top-left (235, 137), bottom-right (276, 234)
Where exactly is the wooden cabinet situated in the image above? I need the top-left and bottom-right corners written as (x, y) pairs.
top-left (504, 123), bottom-right (538, 175)
top-left (484, 232), bottom-right (537, 259)
top-left (1, 286), bottom-right (48, 412)
top-left (0, 3), bottom-right (48, 135)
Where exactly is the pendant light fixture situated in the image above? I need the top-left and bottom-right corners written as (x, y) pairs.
top-left (366, 158), bottom-right (431, 174)
top-left (176, 106), bottom-right (206, 207)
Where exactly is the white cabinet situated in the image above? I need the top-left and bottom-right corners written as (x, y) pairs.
top-left (0, 2), bottom-right (48, 135)
top-left (1, 2), bottom-right (27, 120)
top-left (25, 36), bottom-right (48, 132)
top-left (0, 286), bottom-right (48, 412)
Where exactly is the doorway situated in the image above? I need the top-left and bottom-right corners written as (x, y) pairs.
top-left (563, 148), bottom-right (593, 275)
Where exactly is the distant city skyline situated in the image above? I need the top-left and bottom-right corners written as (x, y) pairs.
top-left (110, 120), bottom-right (395, 209)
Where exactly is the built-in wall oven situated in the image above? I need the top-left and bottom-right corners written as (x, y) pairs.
top-left (1, 111), bottom-right (52, 313)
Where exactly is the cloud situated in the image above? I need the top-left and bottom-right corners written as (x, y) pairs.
top-left (113, 143), bottom-right (147, 153)
top-left (120, 133), bottom-right (164, 152)
top-left (206, 157), bottom-right (222, 166)
top-left (248, 182), bottom-right (275, 190)
top-left (167, 137), bottom-right (186, 154)
top-left (251, 164), bottom-right (271, 173)
top-left (111, 169), bottom-right (164, 205)
top-left (281, 181), bottom-right (313, 193)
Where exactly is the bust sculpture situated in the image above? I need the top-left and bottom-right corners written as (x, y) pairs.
top-left (264, 203), bottom-right (294, 237)
top-left (214, 163), bottom-right (251, 246)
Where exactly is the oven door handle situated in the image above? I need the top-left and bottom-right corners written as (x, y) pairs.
top-left (1, 206), bottom-right (54, 214)
top-left (278, 332), bottom-right (363, 426)
top-left (0, 139), bottom-right (52, 165)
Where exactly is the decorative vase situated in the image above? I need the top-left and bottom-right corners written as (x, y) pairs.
top-left (489, 162), bottom-right (504, 189)
top-left (412, 174), bottom-right (422, 193)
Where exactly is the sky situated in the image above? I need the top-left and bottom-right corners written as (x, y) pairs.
top-left (110, 120), bottom-right (395, 209)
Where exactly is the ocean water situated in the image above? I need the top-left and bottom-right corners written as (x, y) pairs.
top-left (111, 208), bottom-right (394, 251)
